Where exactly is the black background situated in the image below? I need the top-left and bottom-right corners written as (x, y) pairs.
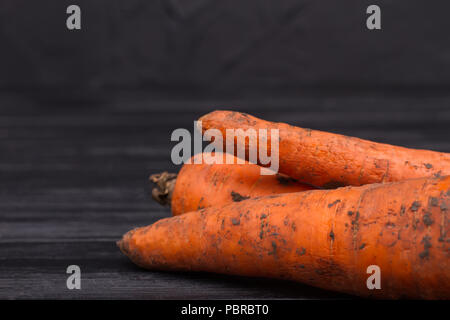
top-left (0, 0), bottom-right (449, 299)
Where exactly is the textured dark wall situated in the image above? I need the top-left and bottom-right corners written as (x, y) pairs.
top-left (1, 0), bottom-right (450, 94)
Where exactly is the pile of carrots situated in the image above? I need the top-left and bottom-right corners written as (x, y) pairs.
top-left (118, 110), bottom-right (450, 299)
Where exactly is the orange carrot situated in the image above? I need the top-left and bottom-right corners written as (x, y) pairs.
top-left (199, 110), bottom-right (450, 188)
top-left (150, 152), bottom-right (314, 216)
top-left (119, 175), bottom-right (450, 299)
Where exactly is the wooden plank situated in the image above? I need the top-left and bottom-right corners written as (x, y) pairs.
top-left (0, 93), bottom-right (448, 298)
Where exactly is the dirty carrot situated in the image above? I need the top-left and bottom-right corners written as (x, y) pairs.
top-left (198, 110), bottom-right (450, 188)
top-left (150, 152), bottom-right (315, 216)
top-left (119, 175), bottom-right (450, 299)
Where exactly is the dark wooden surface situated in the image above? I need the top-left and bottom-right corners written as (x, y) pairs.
top-left (1, 91), bottom-right (449, 299)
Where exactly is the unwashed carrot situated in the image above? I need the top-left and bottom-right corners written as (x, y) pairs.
top-left (199, 110), bottom-right (450, 188)
top-left (150, 152), bottom-right (315, 216)
top-left (119, 175), bottom-right (450, 299)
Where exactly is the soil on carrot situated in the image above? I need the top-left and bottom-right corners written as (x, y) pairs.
top-left (231, 191), bottom-right (250, 202)
top-left (410, 201), bottom-right (421, 212)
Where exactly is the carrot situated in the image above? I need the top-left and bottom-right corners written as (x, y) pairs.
top-left (150, 152), bottom-right (315, 216)
top-left (199, 110), bottom-right (450, 188)
top-left (118, 175), bottom-right (450, 299)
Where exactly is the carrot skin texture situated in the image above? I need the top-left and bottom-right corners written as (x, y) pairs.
top-left (171, 153), bottom-right (314, 215)
top-left (198, 110), bottom-right (450, 188)
top-left (119, 175), bottom-right (450, 299)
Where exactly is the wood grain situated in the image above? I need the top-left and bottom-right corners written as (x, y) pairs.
top-left (0, 92), bottom-right (448, 299)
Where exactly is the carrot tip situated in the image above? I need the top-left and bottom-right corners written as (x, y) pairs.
top-left (116, 239), bottom-right (123, 251)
